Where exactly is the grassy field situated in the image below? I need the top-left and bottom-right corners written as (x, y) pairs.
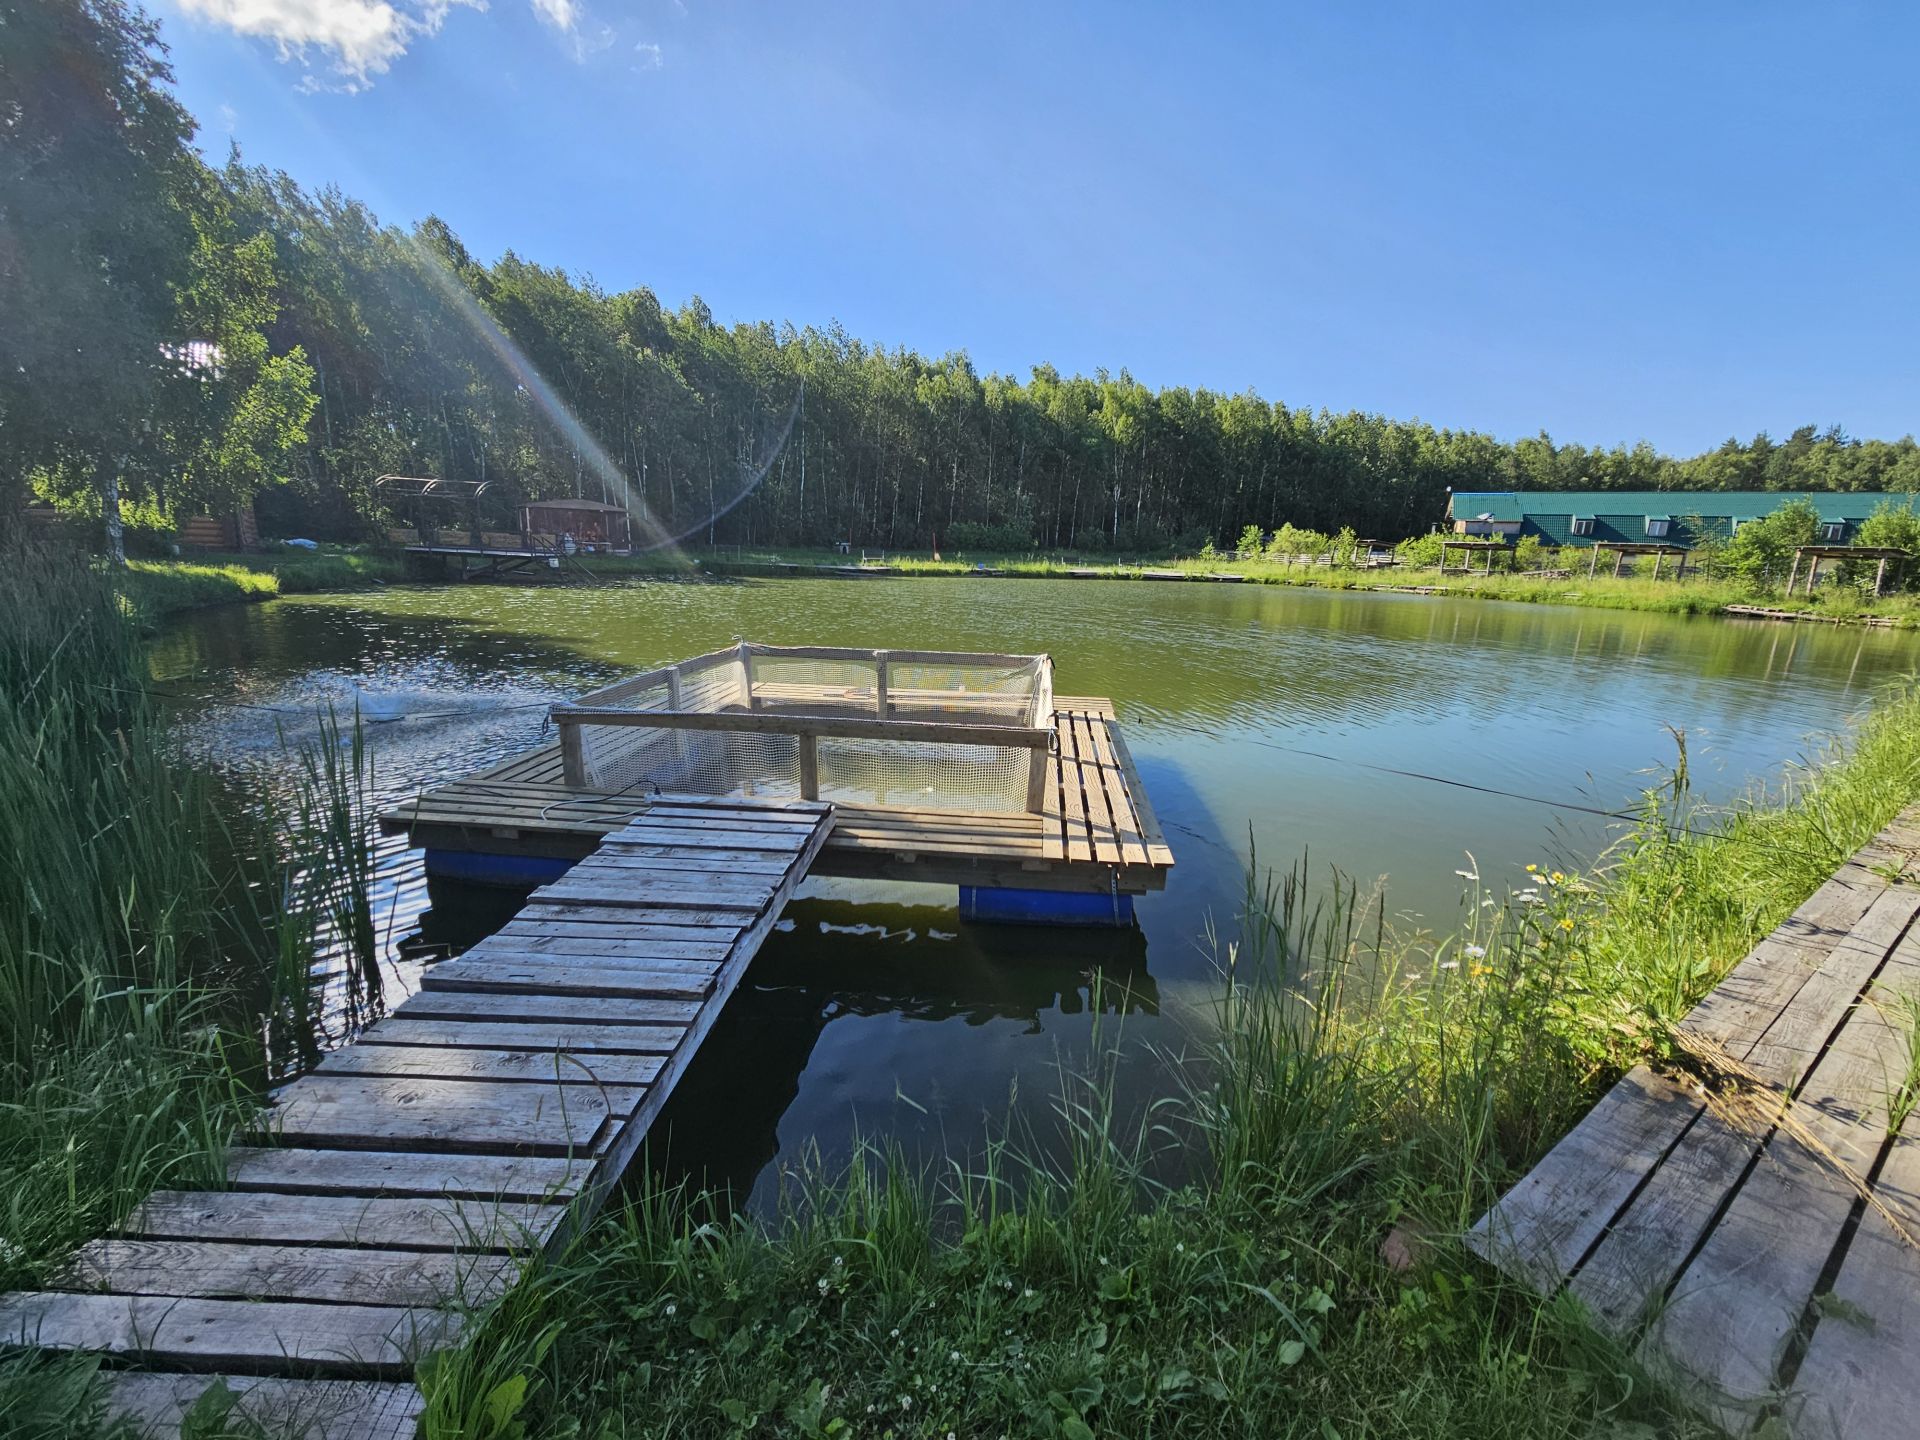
top-left (419, 681), bottom-right (1920, 1439)
top-left (691, 545), bottom-right (1920, 626)
top-left (119, 548), bottom-right (406, 620)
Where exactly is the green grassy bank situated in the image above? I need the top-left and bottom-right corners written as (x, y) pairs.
top-left (421, 685), bottom-right (1920, 1438)
top-left (0, 546), bottom-right (377, 1430)
top-left (692, 547), bottom-right (1920, 628)
top-left (119, 548), bottom-right (406, 622)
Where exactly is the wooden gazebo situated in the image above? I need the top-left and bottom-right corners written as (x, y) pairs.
top-left (520, 498), bottom-right (634, 553)
top-left (1585, 541), bottom-right (1690, 579)
top-left (1786, 545), bottom-right (1906, 598)
top-left (1438, 538), bottom-right (1508, 574)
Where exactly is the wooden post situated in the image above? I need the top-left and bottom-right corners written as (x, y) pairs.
top-left (1613, 549), bottom-right (1625, 578)
top-left (874, 649), bottom-right (891, 719)
top-left (737, 641), bottom-right (756, 709)
top-left (1485, 547), bottom-right (1494, 576)
top-left (1588, 546), bottom-right (1600, 578)
top-left (666, 666), bottom-right (687, 773)
top-left (1652, 551), bottom-right (1663, 581)
top-left (797, 732), bottom-right (820, 800)
top-left (1025, 743), bottom-right (1050, 813)
top-left (560, 719), bottom-right (587, 788)
top-left (1805, 556), bottom-right (1819, 595)
top-left (1874, 556), bottom-right (1889, 598)
top-left (1785, 552), bottom-right (1801, 597)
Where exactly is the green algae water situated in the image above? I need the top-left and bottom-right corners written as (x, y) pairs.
top-left (154, 577), bottom-right (1917, 1206)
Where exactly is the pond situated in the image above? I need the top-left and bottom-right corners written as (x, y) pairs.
top-left (153, 577), bottom-right (1916, 1207)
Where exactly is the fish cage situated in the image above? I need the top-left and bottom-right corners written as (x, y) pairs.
top-left (550, 643), bottom-right (1056, 813)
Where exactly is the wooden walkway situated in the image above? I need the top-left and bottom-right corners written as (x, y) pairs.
top-left (1471, 804), bottom-right (1920, 1438)
top-left (0, 798), bottom-right (834, 1438)
top-left (382, 697), bottom-right (1173, 896)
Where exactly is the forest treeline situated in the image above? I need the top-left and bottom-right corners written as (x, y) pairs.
top-left (8, 1), bottom-right (1920, 560)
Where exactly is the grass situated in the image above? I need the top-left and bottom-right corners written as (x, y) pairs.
top-left (691, 545), bottom-right (1920, 627)
top-left (0, 544), bottom-right (376, 1304)
top-left (120, 547), bottom-right (405, 621)
top-left (418, 682), bottom-right (1920, 1439)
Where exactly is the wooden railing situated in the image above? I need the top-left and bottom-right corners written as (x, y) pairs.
top-left (552, 643), bottom-right (1056, 811)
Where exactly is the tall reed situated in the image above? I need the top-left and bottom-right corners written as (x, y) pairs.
top-left (0, 545), bottom-right (378, 1291)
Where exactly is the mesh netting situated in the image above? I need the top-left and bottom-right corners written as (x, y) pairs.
top-left (571, 647), bottom-right (1050, 812)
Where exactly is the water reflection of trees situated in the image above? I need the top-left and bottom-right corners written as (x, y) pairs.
top-left (638, 897), bottom-right (1157, 1204)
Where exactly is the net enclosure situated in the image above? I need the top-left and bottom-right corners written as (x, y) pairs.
top-left (551, 643), bottom-right (1056, 813)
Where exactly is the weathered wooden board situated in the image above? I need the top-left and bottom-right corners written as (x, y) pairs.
top-left (127, 1190), bottom-right (565, 1251)
top-left (392, 991), bottom-right (702, 1027)
top-left (223, 1146), bottom-right (587, 1201)
top-left (420, 960), bottom-right (713, 1001)
top-left (0, 1292), bottom-right (458, 1378)
top-left (61, 1239), bottom-right (515, 1308)
top-left (101, 1373), bottom-right (423, 1440)
top-left (1465, 1065), bottom-right (1705, 1294)
top-left (264, 1075), bottom-right (634, 1155)
top-left (359, 1019), bottom-right (685, 1055)
top-left (454, 945), bottom-right (725, 975)
top-left (318, 1044), bottom-right (665, 1088)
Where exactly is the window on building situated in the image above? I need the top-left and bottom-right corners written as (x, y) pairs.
top-left (1570, 517), bottom-right (1594, 536)
top-left (1645, 517), bottom-right (1671, 538)
top-left (1823, 522), bottom-right (1846, 542)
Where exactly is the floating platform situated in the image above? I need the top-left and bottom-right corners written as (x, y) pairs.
top-left (381, 697), bottom-right (1173, 901)
top-left (0, 800), bottom-right (835, 1434)
top-left (1470, 804), bottom-right (1920, 1439)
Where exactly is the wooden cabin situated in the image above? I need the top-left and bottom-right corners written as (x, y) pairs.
top-left (521, 498), bottom-right (633, 553)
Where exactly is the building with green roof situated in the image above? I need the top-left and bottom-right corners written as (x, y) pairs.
top-left (1444, 490), bottom-right (1898, 549)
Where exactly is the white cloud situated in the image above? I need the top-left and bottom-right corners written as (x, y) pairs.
top-left (180, 0), bottom-right (620, 89)
top-left (633, 40), bottom-right (662, 70)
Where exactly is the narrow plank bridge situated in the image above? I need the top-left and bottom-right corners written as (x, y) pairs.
top-left (1471, 803), bottom-right (1920, 1438)
top-left (0, 796), bottom-right (835, 1438)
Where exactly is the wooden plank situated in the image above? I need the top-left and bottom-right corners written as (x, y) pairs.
top-left (1466, 1065), bottom-right (1705, 1294)
top-left (393, 992), bottom-right (701, 1027)
top-left (1104, 719), bottom-right (1175, 866)
top-left (359, 1020), bottom-right (684, 1056)
top-left (499, 914), bottom-right (743, 940)
top-left (1644, 929), bottom-right (1920, 1429)
top-left (456, 945), bottom-right (723, 977)
top-left (588, 848), bottom-right (799, 873)
top-left (0, 1292), bottom-right (456, 1379)
top-left (127, 1190), bottom-right (565, 1251)
top-left (532, 880), bottom-right (765, 913)
top-left (1071, 711), bottom-right (1124, 865)
top-left (223, 1147), bottom-right (587, 1201)
top-left (422, 959), bottom-right (711, 1001)
top-left (512, 902), bottom-right (749, 930)
top-left (554, 864), bottom-right (781, 898)
top-left (318, 1044), bottom-right (665, 1088)
top-left (263, 1075), bottom-right (630, 1155)
top-left (483, 931), bottom-right (734, 961)
top-left (557, 808), bottom-right (834, 1233)
top-left (101, 1374), bottom-right (423, 1440)
top-left (60, 1239), bottom-right (515, 1308)
top-left (1082, 714), bottom-right (1151, 867)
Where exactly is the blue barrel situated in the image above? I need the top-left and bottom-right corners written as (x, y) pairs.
top-left (958, 886), bottom-right (1136, 928)
top-left (423, 849), bottom-right (576, 888)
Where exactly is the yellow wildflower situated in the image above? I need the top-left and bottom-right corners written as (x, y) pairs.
top-left (1558, 916), bottom-right (1575, 931)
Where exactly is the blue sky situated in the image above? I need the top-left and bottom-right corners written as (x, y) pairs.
top-left (155, 1), bottom-right (1918, 454)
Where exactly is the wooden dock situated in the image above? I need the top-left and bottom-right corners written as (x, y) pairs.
top-left (382, 697), bottom-right (1173, 897)
top-left (0, 798), bottom-right (834, 1437)
top-left (1470, 804), bottom-right (1920, 1438)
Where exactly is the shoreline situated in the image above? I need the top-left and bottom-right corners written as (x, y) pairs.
top-left (123, 544), bottom-right (1920, 632)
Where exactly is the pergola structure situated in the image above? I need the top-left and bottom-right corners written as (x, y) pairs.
top-left (1585, 541), bottom-right (1690, 580)
top-left (1438, 538), bottom-right (1508, 574)
top-left (1786, 545), bottom-right (1907, 598)
top-left (372, 475), bottom-right (493, 500)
